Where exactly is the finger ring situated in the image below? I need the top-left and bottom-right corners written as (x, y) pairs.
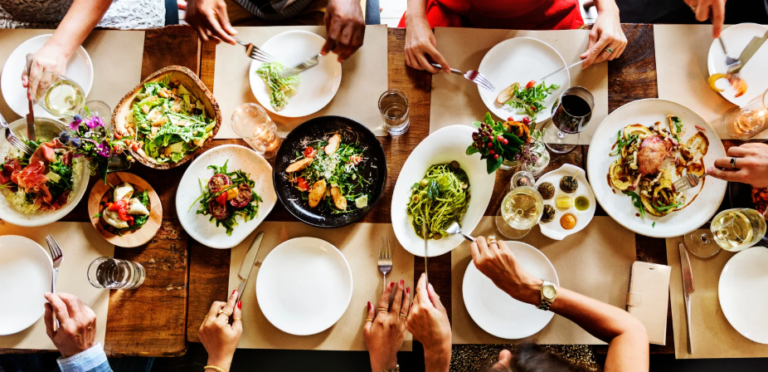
top-left (730, 157), bottom-right (738, 168)
top-left (377, 307), bottom-right (388, 312)
top-left (690, 5), bottom-right (697, 12)
top-left (487, 236), bottom-right (497, 245)
top-left (399, 313), bottom-right (407, 319)
top-left (604, 47), bottom-right (614, 54)
top-left (365, 318), bottom-right (373, 322)
top-left (233, 318), bottom-right (241, 322)
top-left (217, 309), bottom-right (231, 317)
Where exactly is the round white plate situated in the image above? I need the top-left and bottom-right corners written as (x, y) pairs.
top-left (534, 164), bottom-right (596, 240)
top-left (249, 30), bottom-right (342, 118)
top-left (478, 37), bottom-right (569, 122)
top-left (587, 99), bottom-right (727, 238)
top-left (1, 34), bottom-right (93, 120)
top-left (391, 125), bottom-right (496, 257)
top-left (256, 237), bottom-right (353, 336)
top-left (719, 247), bottom-right (768, 344)
top-left (463, 241), bottom-right (558, 339)
top-left (0, 235), bottom-right (52, 335)
top-left (176, 145), bottom-right (277, 249)
top-left (708, 23), bottom-right (768, 107)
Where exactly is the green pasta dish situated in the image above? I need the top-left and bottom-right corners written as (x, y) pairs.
top-left (257, 62), bottom-right (300, 111)
top-left (407, 161), bottom-right (471, 239)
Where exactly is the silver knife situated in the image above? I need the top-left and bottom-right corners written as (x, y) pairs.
top-left (25, 54), bottom-right (36, 142)
top-left (235, 231), bottom-right (265, 304)
top-left (679, 242), bottom-right (695, 354)
top-left (729, 30), bottom-right (768, 74)
top-left (279, 54), bottom-right (320, 78)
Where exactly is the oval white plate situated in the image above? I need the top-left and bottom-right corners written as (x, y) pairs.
top-left (587, 99), bottom-right (727, 238)
top-left (249, 30), bottom-right (342, 118)
top-left (463, 241), bottom-right (559, 339)
top-left (1, 34), bottom-right (93, 120)
top-left (0, 235), bottom-right (52, 335)
top-left (478, 37), bottom-right (569, 122)
top-left (256, 237), bottom-right (353, 336)
top-left (391, 125), bottom-right (495, 257)
top-left (176, 145), bottom-right (277, 249)
top-left (707, 23), bottom-right (768, 107)
top-left (534, 164), bottom-right (596, 240)
top-left (719, 247), bottom-right (768, 344)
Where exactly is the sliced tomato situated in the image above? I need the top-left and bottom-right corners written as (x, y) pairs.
top-left (297, 177), bottom-right (309, 191)
top-left (304, 147), bottom-right (316, 158)
top-left (208, 174), bottom-right (232, 193)
top-left (526, 80), bottom-right (536, 89)
top-left (215, 192), bottom-right (228, 205)
top-left (350, 155), bottom-right (363, 165)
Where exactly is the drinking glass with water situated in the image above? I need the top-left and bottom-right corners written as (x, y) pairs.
top-left (378, 89), bottom-right (409, 136)
top-left (87, 257), bottom-right (146, 290)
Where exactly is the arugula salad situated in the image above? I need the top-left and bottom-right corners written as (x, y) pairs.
top-left (256, 62), bottom-right (300, 111)
top-left (125, 75), bottom-right (215, 163)
top-left (496, 80), bottom-right (560, 119)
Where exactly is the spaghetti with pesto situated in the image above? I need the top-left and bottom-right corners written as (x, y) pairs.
top-left (407, 161), bottom-right (471, 239)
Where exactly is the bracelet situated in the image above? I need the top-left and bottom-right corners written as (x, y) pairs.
top-left (382, 365), bottom-right (400, 372)
top-left (204, 366), bottom-right (226, 372)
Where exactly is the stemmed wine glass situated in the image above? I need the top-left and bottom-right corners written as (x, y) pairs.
top-left (544, 86), bottom-right (594, 154)
top-left (684, 208), bottom-right (767, 258)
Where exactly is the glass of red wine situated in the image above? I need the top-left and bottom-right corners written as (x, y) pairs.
top-left (544, 86), bottom-right (594, 154)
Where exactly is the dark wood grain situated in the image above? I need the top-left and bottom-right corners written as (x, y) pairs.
top-left (608, 24), bottom-right (658, 113)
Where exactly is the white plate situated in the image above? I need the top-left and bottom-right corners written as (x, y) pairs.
top-left (391, 125), bottom-right (495, 257)
top-left (478, 37), bottom-right (569, 122)
top-left (463, 241), bottom-right (559, 339)
top-left (1, 34), bottom-right (93, 119)
top-left (0, 235), bottom-right (52, 335)
top-left (256, 237), bottom-right (353, 336)
top-left (708, 23), bottom-right (768, 107)
top-left (176, 145), bottom-right (277, 249)
top-left (719, 247), bottom-right (768, 344)
top-left (249, 30), bottom-right (342, 118)
top-left (534, 164), bottom-right (596, 240)
top-left (587, 99), bottom-right (727, 238)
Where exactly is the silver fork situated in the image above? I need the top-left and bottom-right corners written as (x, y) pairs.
top-left (674, 173), bottom-right (705, 193)
top-left (378, 237), bottom-right (393, 291)
top-left (718, 37), bottom-right (741, 75)
top-left (445, 222), bottom-right (476, 242)
top-left (431, 63), bottom-right (495, 92)
top-left (0, 113), bottom-right (33, 155)
top-left (45, 235), bottom-right (64, 330)
top-left (235, 38), bottom-right (276, 63)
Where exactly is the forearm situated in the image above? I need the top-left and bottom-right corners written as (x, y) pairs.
top-left (406, 0), bottom-right (428, 20)
top-left (47, 0), bottom-right (112, 59)
top-left (423, 345), bottom-right (451, 372)
top-left (592, 0), bottom-right (619, 14)
top-left (206, 356), bottom-right (233, 372)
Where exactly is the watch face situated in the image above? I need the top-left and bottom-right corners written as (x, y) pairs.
top-left (542, 285), bottom-right (556, 299)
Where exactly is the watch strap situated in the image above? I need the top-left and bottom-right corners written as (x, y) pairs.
top-left (537, 280), bottom-right (556, 311)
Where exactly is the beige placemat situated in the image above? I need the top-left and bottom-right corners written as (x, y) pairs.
top-left (213, 25), bottom-right (388, 138)
top-left (228, 222), bottom-right (414, 351)
top-left (0, 222), bottom-right (114, 350)
top-left (430, 27), bottom-right (608, 145)
top-left (0, 29), bottom-right (144, 122)
top-left (666, 234), bottom-right (768, 358)
top-left (452, 216), bottom-right (635, 345)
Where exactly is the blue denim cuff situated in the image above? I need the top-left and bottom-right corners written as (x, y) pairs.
top-left (57, 343), bottom-right (109, 372)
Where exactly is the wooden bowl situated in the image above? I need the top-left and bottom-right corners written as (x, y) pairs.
top-left (112, 65), bottom-right (222, 170)
top-left (88, 172), bottom-right (163, 248)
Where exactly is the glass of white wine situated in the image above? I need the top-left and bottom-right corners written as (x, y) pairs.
top-left (685, 208), bottom-right (767, 258)
top-left (495, 185), bottom-right (544, 239)
top-left (30, 72), bottom-right (85, 119)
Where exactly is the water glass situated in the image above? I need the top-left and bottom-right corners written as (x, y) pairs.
top-left (30, 72), bottom-right (85, 119)
top-left (231, 103), bottom-right (282, 159)
top-left (87, 257), bottom-right (146, 290)
top-left (544, 86), bottom-right (594, 154)
top-left (722, 88), bottom-right (768, 140)
top-left (378, 89), bottom-right (410, 135)
top-left (80, 100), bottom-right (112, 130)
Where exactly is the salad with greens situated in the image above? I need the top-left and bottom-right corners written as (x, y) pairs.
top-left (124, 75), bottom-right (215, 164)
top-left (191, 160), bottom-right (262, 236)
top-left (256, 62), bottom-right (300, 111)
top-left (496, 80), bottom-right (560, 119)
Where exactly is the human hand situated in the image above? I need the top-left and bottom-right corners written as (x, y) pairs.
top-left (404, 13), bottom-right (449, 74)
top-left (470, 236), bottom-right (542, 306)
top-left (684, 0), bottom-right (726, 38)
top-left (185, 0), bottom-right (237, 45)
top-left (44, 293), bottom-right (97, 358)
top-left (707, 143), bottom-right (768, 188)
top-left (198, 290), bottom-right (243, 371)
top-left (321, 0), bottom-right (365, 62)
top-left (580, 4), bottom-right (627, 69)
top-left (22, 43), bottom-right (70, 100)
top-left (364, 279), bottom-right (411, 371)
top-left (406, 273), bottom-right (451, 372)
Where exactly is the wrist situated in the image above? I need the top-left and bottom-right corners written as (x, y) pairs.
top-left (42, 39), bottom-right (74, 61)
top-left (504, 275), bottom-right (543, 306)
top-left (596, 1), bottom-right (619, 15)
top-left (423, 343), bottom-right (451, 372)
top-left (206, 356), bottom-right (232, 371)
top-left (370, 355), bottom-right (398, 371)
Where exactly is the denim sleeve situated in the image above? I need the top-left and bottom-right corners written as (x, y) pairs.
top-left (56, 343), bottom-right (112, 372)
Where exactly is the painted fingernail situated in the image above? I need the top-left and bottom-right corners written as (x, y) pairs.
top-left (367, 301), bottom-right (372, 310)
top-left (399, 279), bottom-right (404, 287)
top-left (237, 301), bottom-right (242, 309)
top-left (406, 287), bottom-right (410, 294)
top-left (389, 281), bottom-right (395, 288)
top-left (232, 289), bottom-right (236, 296)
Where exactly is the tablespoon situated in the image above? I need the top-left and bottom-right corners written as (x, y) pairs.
top-left (445, 222), bottom-right (476, 242)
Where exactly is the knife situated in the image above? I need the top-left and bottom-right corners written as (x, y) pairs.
top-left (422, 223), bottom-right (429, 284)
top-left (25, 54), bottom-right (36, 142)
top-left (729, 30), bottom-right (768, 74)
top-left (279, 54), bottom-right (320, 78)
top-left (235, 231), bottom-right (265, 304)
top-left (679, 242), bottom-right (695, 354)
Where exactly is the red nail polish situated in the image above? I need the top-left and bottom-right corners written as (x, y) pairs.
top-left (389, 281), bottom-right (395, 288)
top-left (399, 279), bottom-right (404, 286)
top-left (367, 301), bottom-right (372, 310)
top-left (232, 289), bottom-right (236, 295)
top-left (406, 287), bottom-right (410, 294)
top-left (237, 301), bottom-right (242, 309)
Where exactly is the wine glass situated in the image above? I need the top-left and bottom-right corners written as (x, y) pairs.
top-left (543, 86), bottom-right (594, 154)
top-left (231, 103), bottom-right (282, 159)
top-left (722, 88), bottom-right (767, 140)
top-left (495, 185), bottom-right (544, 239)
top-left (30, 72), bottom-right (85, 119)
top-left (685, 208), bottom-right (767, 258)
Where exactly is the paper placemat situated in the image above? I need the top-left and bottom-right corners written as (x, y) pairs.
top-left (228, 222), bottom-right (414, 351)
top-left (213, 25), bottom-right (388, 138)
top-left (452, 216), bottom-right (635, 345)
top-left (666, 234), bottom-right (768, 358)
top-left (0, 29), bottom-right (144, 122)
top-left (430, 27), bottom-right (608, 144)
top-left (0, 222), bottom-right (114, 350)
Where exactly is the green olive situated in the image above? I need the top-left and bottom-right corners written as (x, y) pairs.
top-left (420, 178), bottom-right (429, 187)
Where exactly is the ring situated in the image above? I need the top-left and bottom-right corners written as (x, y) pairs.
top-left (690, 5), bottom-right (697, 12)
top-left (217, 309), bottom-right (231, 317)
top-left (377, 307), bottom-right (388, 312)
top-left (233, 318), bottom-right (241, 322)
top-left (730, 157), bottom-right (738, 168)
top-left (365, 318), bottom-right (373, 322)
top-left (487, 235), bottom-right (497, 245)
top-left (399, 313), bottom-right (407, 319)
top-left (604, 47), bottom-right (614, 54)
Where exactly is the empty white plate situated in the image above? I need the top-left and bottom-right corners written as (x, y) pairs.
top-left (719, 247), bottom-right (768, 344)
top-left (478, 37), bottom-right (569, 122)
top-left (249, 30), bottom-right (342, 118)
top-left (708, 23), bottom-right (768, 107)
top-left (1, 34), bottom-right (93, 119)
top-left (0, 235), bottom-right (52, 335)
top-left (463, 241), bottom-right (559, 339)
top-left (257, 237), bottom-right (353, 336)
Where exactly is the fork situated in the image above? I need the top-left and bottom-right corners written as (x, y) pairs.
top-left (45, 235), bottom-right (64, 330)
top-left (378, 237), bottom-right (393, 291)
top-left (235, 38), bottom-right (276, 63)
top-left (431, 63), bottom-right (495, 92)
top-left (445, 222), bottom-right (476, 242)
top-left (0, 112), bottom-right (33, 155)
top-left (718, 37), bottom-right (741, 75)
top-left (674, 173), bottom-right (705, 193)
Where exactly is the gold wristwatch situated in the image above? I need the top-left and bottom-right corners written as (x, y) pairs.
top-left (537, 280), bottom-right (557, 311)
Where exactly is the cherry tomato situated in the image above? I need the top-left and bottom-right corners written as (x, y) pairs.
top-left (522, 117), bottom-right (531, 125)
top-left (297, 177), bottom-right (309, 191)
top-left (215, 192), bottom-right (228, 205)
top-left (530, 106), bottom-right (537, 113)
top-left (526, 80), bottom-right (536, 89)
top-left (507, 117), bottom-right (513, 121)
top-left (349, 155), bottom-right (363, 165)
top-left (303, 147), bottom-right (316, 158)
